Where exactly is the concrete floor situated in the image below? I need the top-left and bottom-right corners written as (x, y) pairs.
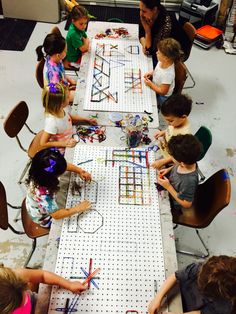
top-left (0, 19), bottom-right (235, 270)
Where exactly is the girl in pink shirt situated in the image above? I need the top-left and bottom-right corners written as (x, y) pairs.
top-left (0, 265), bottom-right (87, 314)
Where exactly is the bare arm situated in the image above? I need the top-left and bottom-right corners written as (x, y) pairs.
top-left (50, 200), bottom-right (91, 220)
top-left (140, 16), bottom-right (152, 51)
top-left (70, 114), bottom-right (97, 125)
top-left (40, 131), bottom-right (77, 148)
top-left (66, 162), bottom-right (92, 181)
top-left (148, 273), bottom-right (177, 314)
top-left (14, 269), bottom-right (86, 293)
top-left (79, 37), bottom-right (90, 53)
top-left (152, 156), bottom-right (173, 170)
top-left (157, 176), bottom-right (193, 208)
top-left (144, 78), bottom-right (170, 96)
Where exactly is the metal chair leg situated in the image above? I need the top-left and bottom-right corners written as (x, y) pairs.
top-left (176, 229), bottom-right (209, 259)
top-left (197, 167), bottom-right (205, 182)
top-left (7, 202), bottom-right (22, 222)
top-left (8, 223), bottom-right (25, 235)
top-left (24, 238), bottom-right (37, 268)
top-left (183, 67), bottom-right (196, 89)
top-left (25, 122), bottom-right (37, 135)
top-left (18, 159), bottom-right (32, 185)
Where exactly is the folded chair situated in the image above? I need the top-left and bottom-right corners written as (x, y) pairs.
top-left (173, 169), bottom-right (231, 258)
top-left (3, 101), bottom-right (44, 185)
top-left (0, 181), bottom-right (49, 267)
top-left (195, 126), bottom-right (212, 182)
top-left (182, 22), bottom-right (197, 89)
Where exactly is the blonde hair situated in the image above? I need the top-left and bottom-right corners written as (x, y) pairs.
top-left (42, 83), bottom-right (67, 116)
top-left (158, 38), bottom-right (183, 63)
top-left (0, 266), bottom-right (27, 314)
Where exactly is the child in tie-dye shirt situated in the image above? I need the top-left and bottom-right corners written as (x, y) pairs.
top-left (36, 32), bottom-right (76, 103)
top-left (26, 148), bottom-right (92, 227)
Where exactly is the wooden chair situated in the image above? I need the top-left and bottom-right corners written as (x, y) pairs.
top-left (3, 101), bottom-right (44, 185)
top-left (182, 22), bottom-right (197, 89)
top-left (173, 61), bottom-right (187, 94)
top-left (173, 169), bottom-right (231, 258)
top-left (35, 58), bottom-right (45, 89)
top-left (195, 126), bottom-right (213, 182)
top-left (0, 182), bottom-right (49, 267)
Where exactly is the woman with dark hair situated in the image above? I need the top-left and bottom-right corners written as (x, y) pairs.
top-left (139, 0), bottom-right (190, 66)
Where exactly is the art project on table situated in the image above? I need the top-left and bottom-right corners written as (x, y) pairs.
top-left (83, 39), bottom-right (156, 113)
top-left (48, 146), bottom-right (166, 313)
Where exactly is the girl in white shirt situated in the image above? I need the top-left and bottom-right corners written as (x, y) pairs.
top-left (40, 83), bottom-right (97, 155)
top-left (144, 38), bottom-right (183, 105)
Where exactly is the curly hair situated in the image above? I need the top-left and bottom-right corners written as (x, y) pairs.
top-left (0, 266), bottom-right (27, 314)
top-left (158, 38), bottom-right (183, 63)
top-left (36, 33), bottom-right (66, 61)
top-left (167, 134), bottom-right (202, 164)
top-left (42, 83), bottom-right (67, 116)
top-left (26, 148), bottom-right (67, 195)
top-left (198, 256), bottom-right (236, 301)
top-left (71, 5), bottom-right (89, 21)
top-left (161, 94), bottom-right (192, 117)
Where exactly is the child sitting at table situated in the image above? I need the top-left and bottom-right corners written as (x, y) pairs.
top-left (0, 264), bottom-right (87, 314)
top-left (36, 32), bottom-right (76, 103)
top-left (152, 94), bottom-right (192, 170)
top-left (64, 5), bottom-right (90, 69)
top-left (26, 148), bottom-right (92, 227)
top-left (144, 38), bottom-right (183, 106)
top-left (40, 83), bottom-right (97, 155)
top-left (156, 134), bottom-right (201, 211)
top-left (148, 255), bottom-right (236, 314)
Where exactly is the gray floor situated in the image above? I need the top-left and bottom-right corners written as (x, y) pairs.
top-left (0, 19), bottom-right (235, 270)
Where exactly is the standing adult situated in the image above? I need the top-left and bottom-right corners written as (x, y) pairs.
top-left (139, 0), bottom-right (190, 66)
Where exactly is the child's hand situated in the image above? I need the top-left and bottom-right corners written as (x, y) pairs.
top-left (157, 175), bottom-right (171, 190)
top-left (65, 138), bottom-right (77, 148)
top-left (154, 129), bottom-right (165, 139)
top-left (79, 170), bottom-right (92, 181)
top-left (147, 298), bottom-right (161, 314)
top-left (144, 77), bottom-right (153, 87)
top-left (151, 159), bottom-right (166, 170)
top-left (144, 71), bottom-right (153, 80)
top-left (68, 281), bottom-right (87, 294)
top-left (88, 118), bottom-right (98, 125)
top-left (75, 200), bottom-right (91, 213)
top-left (159, 168), bottom-right (170, 177)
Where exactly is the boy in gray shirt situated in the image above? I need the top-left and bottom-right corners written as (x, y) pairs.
top-left (148, 255), bottom-right (235, 314)
top-left (155, 134), bottom-right (201, 211)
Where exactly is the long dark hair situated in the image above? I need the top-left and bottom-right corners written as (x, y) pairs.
top-left (140, 0), bottom-right (161, 9)
top-left (36, 33), bottom-right (66, 61)
top-left (26, 148), bottom-right (67, 194)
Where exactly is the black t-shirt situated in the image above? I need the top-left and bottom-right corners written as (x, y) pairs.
top-left (175, 263), bottom-right (233, 314)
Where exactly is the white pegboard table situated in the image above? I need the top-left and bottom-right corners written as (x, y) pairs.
top-left (48, 146), bottom-right (165, 313)
top-left (35, 21), bottom-right (182, 314)
top-left (83, 39), bottom-right (156, 113)
top-left (35, 145), bottom-right (181, 314)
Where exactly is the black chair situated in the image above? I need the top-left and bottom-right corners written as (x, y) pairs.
top-left (195, 126), bottom-right (212, 182)
top-left (173, 169), bottom-right (231, 258)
